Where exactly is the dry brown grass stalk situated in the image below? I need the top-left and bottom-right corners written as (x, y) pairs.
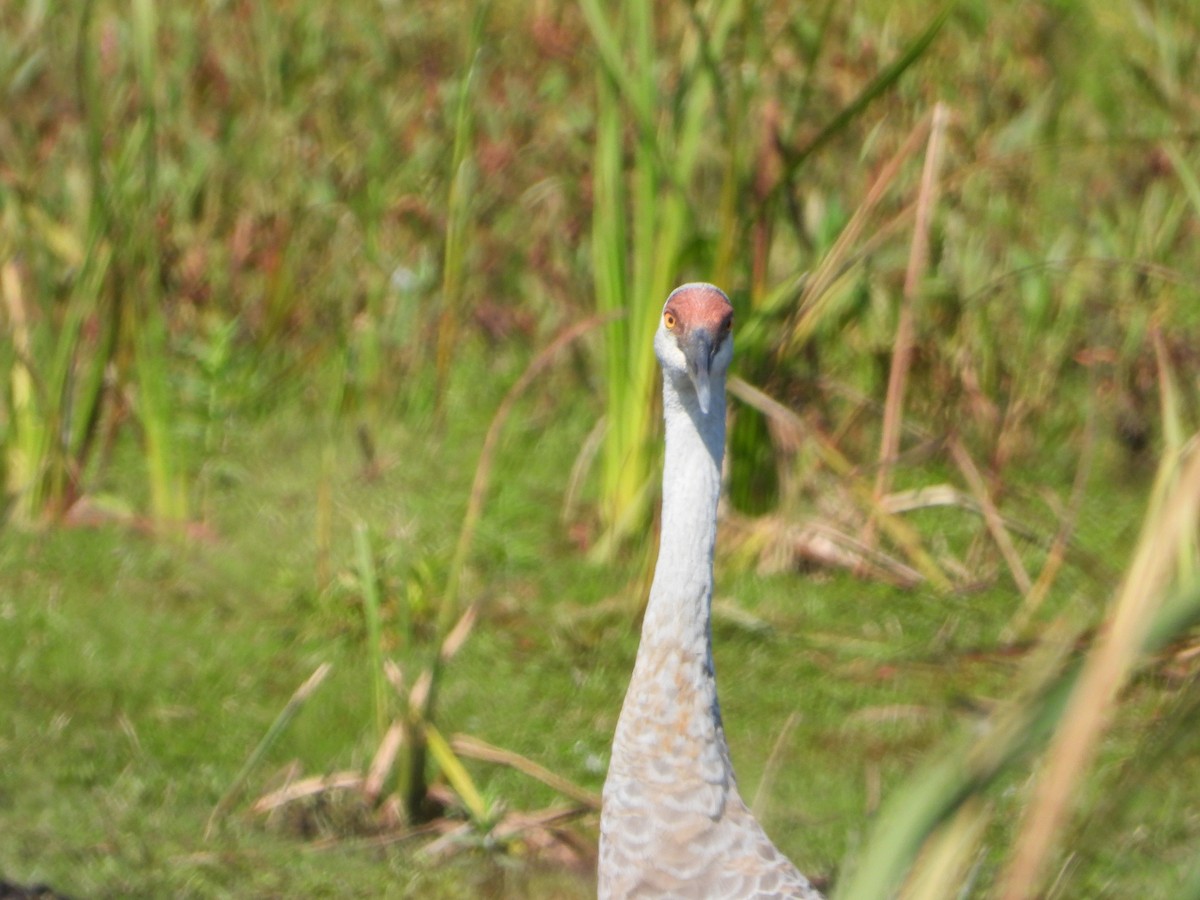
top-left (253, 771), bottom-right (364, 814)
top-left (726, 512), bottom-right (924, 587)
top-left (363, 721), bottom-right (405, 806)
top-left (778, 111), bottom-right (936, 356)
top-left (440, 603), bottom-right (478, 660)
top-left (868, 102), bottom-right (950, 550)
top-left (1003, 411), bottom-right (1097, 641)
top-left (948, 436), bottom-right (1032, 595)
top-left (451, 734), bottom-right (601, 810)
top-left (729, 376), bottom-right (952, 590)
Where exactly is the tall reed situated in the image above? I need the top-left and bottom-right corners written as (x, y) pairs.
top-left (2, 0), bottom-right (188, 526)
top-left (582, 0), bottom-right (740, 559)
top-left (434, 1), bottom-right (489, 407)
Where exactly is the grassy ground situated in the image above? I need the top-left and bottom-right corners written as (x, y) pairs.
top-left (3, 0), bottom-right (1200, 898)
top-left (2, 347), bottom-right (1193, 898)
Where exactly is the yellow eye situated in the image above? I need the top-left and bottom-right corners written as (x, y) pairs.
top-left (663, 311), bottom-right (677, 330)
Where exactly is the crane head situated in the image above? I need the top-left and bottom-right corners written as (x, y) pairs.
top-left (654, 283), bottom-right (734, 415)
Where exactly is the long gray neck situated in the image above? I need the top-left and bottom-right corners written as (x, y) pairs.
top-left (639, 369), bottom-right (726, 652)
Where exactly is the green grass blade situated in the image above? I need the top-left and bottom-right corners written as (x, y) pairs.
top-left (1163, 144), bottom-right (1200, 220)
top-left (354, 520), bottom-right (388, 742)
top-left (425, 723), bottom-right (488, 824)
top-left (435, 0), bottom-right (489, 403)
top-left (131, 298), bottom-right (187, 524)
top-left (775, 4), bottom-right (951, 188)
top-left (205, 662), bottom-right (333, 839)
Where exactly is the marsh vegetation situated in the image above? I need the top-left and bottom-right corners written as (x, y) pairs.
top-left (2, 1), bottom-right (1199, 897)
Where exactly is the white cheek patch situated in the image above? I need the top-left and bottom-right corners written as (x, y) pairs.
top-left (655, 328), bottom-right (689, 370)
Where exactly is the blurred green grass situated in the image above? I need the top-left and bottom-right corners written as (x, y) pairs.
top-left (2, 0), bottom-right (1200, 897)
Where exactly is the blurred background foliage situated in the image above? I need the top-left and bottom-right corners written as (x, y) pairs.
top-left (2, 0), bottom-right (1196, 540)
top-left (1, 0), bottom-right (1199, 897)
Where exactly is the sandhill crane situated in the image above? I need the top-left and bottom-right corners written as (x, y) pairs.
top-left (599, 284), bottom-right (822, 899)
